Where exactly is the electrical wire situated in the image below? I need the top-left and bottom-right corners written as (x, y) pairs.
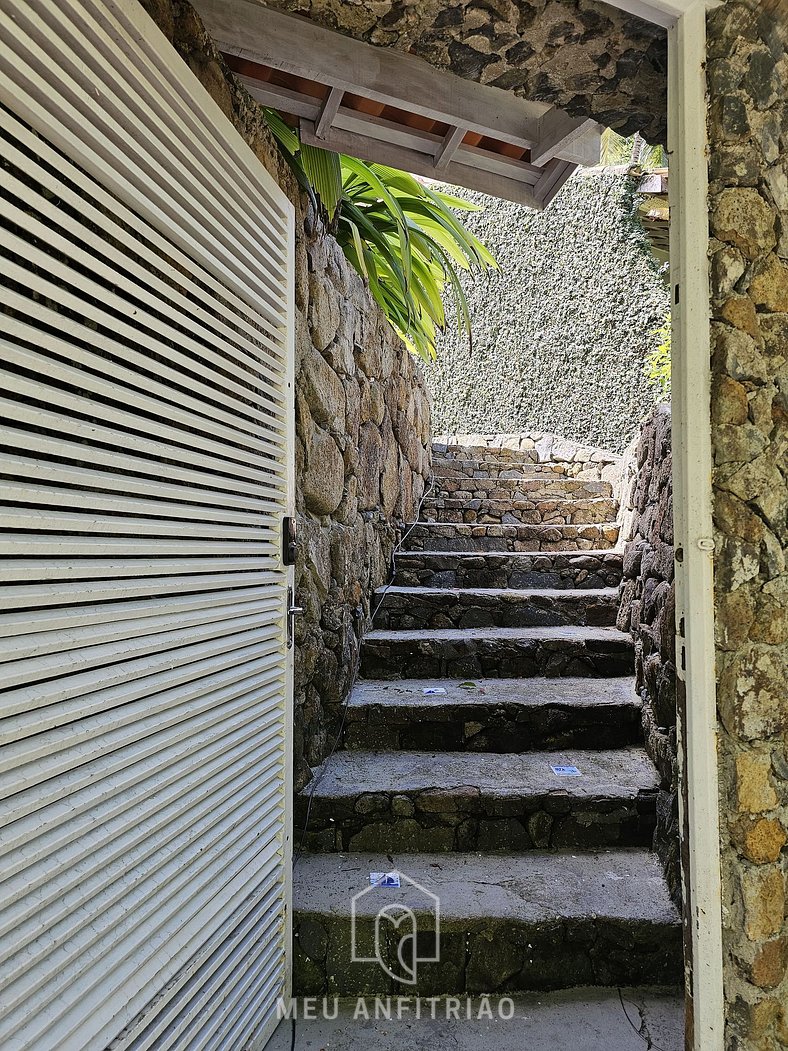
top-left (294, 473), bottom-right (436, 865)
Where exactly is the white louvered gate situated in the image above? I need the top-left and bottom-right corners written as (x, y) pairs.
top-left (0, 1), bottom-right (295, 1048)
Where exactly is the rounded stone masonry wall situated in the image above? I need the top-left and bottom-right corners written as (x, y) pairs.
top-left (294, 221), bottom-right (431, 788)
top-left (144, 0), bottom-right (432, 792)
top-left (616, 405), bottom-right (678, 905)
top-left (424, 173), bottom-right (669, 454)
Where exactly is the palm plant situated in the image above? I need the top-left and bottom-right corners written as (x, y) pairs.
top-left (646, 316), bottom-right (671, 399)
top-left (264, 110), bottom-right (497, 360)
top-left (600, 128), bottom-right (665, 170)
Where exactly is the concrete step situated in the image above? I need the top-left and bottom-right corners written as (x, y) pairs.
top-left (295, 747), bottom-right (658, 854)
top-left (269, 988), bottom-right (685, 1050)
top-left (432, 475), bottom-right (614, 499)
top-left (360, 626), bottom-right (634, 680)
top-left (394, 550), bottom-right (624, 590)
top-left (343, 677), bottom-right (641, 752)
top-left (401, 522), bottom-right (620, 553)
top-left (373, 586), bottom-right (619, 630)
top-left (293, 849), bottom-right (683, 995)
top-left (421, 495), bottom-right (619, 526)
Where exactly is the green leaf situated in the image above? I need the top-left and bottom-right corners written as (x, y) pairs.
top-left (342, 156), bottom-right (411, 289)
top-left (346, 219), bottom-right (369, 279)
top-left (263, 108), bottom-right (300, 155)
top-left (260, 105), bottom-right (498, 361)
top-left (367, 164), bottom-right (423, 197)
top-left (299, 143), bottom-right (343, 220)
top-left (434, 189), bottom-right (482, 211)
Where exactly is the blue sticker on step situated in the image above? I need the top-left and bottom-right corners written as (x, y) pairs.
top-left (551, 765), bottom-right (582, 777)
top-left (370, 872), bottom-right (401, 888)
top-left (422, 688), bottom-right (447, 695)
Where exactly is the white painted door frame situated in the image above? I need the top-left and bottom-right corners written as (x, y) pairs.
top-left (605, 2), bottom-right (725, 1049)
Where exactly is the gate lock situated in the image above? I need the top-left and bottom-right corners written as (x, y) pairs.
top-left (286, 586), bottom-right (303, 649)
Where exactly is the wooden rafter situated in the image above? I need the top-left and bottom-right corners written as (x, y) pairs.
top-left (193, 0), bottom-right (601, 208)
top-left (434, 126), bottom-right (467, 171)
top-left (314, 86), bottom-right (343, 139)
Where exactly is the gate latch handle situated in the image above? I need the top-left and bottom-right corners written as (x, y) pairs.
top-left (286, 586), bottom-right (303, 649)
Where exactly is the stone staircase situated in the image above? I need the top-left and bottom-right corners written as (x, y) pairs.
top-left (293, 441), bottom-right (682, 998)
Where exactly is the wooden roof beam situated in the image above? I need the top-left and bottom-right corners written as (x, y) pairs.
top-left (298, 120), bottom-right (544, 210)
top-left (238, 76), bottom-right (320, 120)
top-left (193, 0), bottom-right (551, 149)
top-left (236, 79), bottom-right (549, 194)
top-left (529, 112), bottom-right (602, 168)
top-left (533, 158), bottom-right (578, 206)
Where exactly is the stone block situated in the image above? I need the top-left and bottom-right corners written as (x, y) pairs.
top-left (303, 427), bottom-right (345, 516)
top-left (711, 187), bottom-right (777, 259)
top-left (308, 270), bottom-right (341, 351)
top-left (742, 866), bottom-right (785, 941)
top-left (736, 753), bottom-right (779, 814)
top-left (356, 422), bottom-right (383, 512)
top-left (301, 344), bottom-right (346, 428)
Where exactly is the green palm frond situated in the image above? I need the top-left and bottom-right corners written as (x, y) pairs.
top-left (300, 144), bottom-right (343, 219)
top-left (263, 108), bottom-right (498, 360)
top-left (600, 128), bottom-right (665, 170)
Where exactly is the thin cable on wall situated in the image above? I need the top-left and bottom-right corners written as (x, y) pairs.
top-left (294, 472), bottom-right (435, 864)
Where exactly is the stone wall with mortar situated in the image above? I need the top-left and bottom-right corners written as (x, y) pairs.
top-left (143, 0), bottom-right (432, 791)
top-left (706, 4), bottom-right (788, 1047)
top-left (259, 0), bottom-right (668, 142)
top-left (617, 405), bottom-right (679, 906)
top-left (424, 173), bottom-right (669, 454)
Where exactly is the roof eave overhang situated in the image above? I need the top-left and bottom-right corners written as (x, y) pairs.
top-left (193, 0), bottom-right (604, 209)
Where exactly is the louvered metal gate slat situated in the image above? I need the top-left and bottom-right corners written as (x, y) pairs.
top-left (0, 0), bottom-right (295, 1047)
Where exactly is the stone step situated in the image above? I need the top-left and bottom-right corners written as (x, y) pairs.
top-left (431, 475), bottom-right (614, 499)
top-left (394, 550), bottom-right (623, 590)
top-left (296, 748), bottom-right (658, 854)
top-left (434, 441), bottom-right (541, 460)
top-left (342, 677), bottom-right (641, 752)
top-left (293, 849), bottom-right (682, 994)
top-left (373, 586), bottom-right (619, 630)
top-left (434, 441), bottom-right (539, 458)
top-left (433, 457), bottom-right (571, 479)
top-left (401, 522), bottom-right (620, 553)
top-left (361, 626), bottom-right (634, 679)
top-left (421, 495), bottom-right (619, 526)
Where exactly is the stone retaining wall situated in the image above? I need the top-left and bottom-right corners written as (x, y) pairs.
top-left (294, 229), bottom-right (432, 788)
top-left (434, 432), bottom-right (624, 483)
top-left (616, 405), bottom-right (679, 905)
top-left (147, 0), bottom-right (432, 790)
